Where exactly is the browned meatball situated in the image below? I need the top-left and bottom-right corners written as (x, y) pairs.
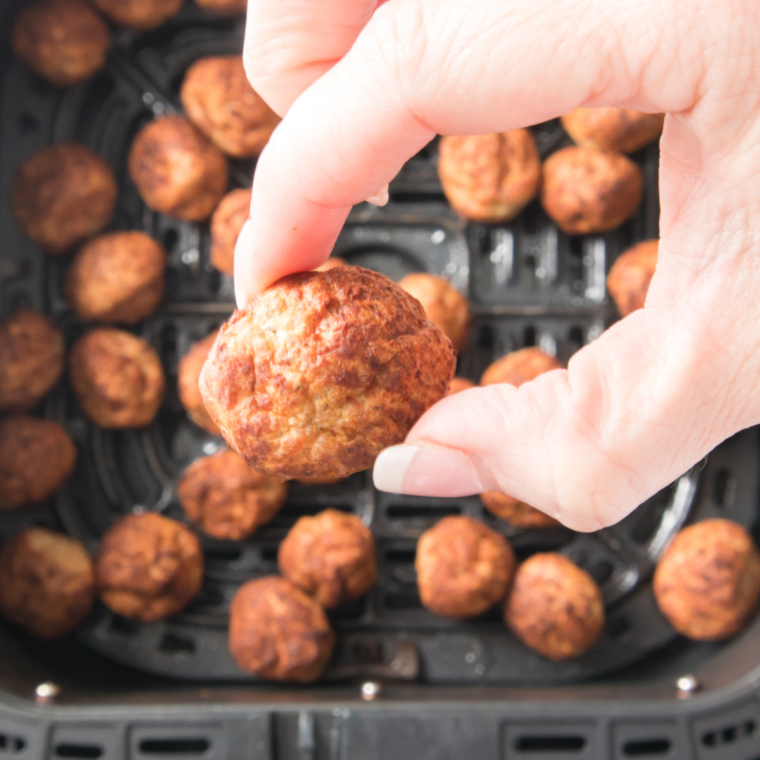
top-left (178, 449), bottom-right (287, 541)
top-left (0, 528), bottom-right (94, 638)
top-left (65, 231), bottom-right (166, 324)
top-left (12, 143), bottom-right (117, 254)
top-left (180, 56), bottom-right (280, 158)
top-left (69, 328), bottom-right (165, 429)
top-left (210, 188), bottom-right (250, 276)
top-left (653, 519), bottom-right (760, 641)
top-left (398, 273), bottom-right (472, 353)
top-left (416, 515), bottom-right (515, 619)
top-left (0, 310), bottom-right (63, 412)
top-left (278, 509), bottom-right (376, 608)
top-left (447, 377), bottom-right (476, 396)
top-left (505, 553), bottom-right (605, 660)
top-left (561, 108), bottom-right (665, 154)
top-left (438, 130), bottom-right (542, 222)
top-left (89, 0), bottom-right (182, 29)
top-left (229, 577), bottom-right (335, 682)
top-left (128, 116), bottom-right (229, 222)
top-left (177, 330), bottom-right (221, 435)
top-left (96, 512), bottom-right (203, 621)
top-left (607, 239), bottom-right (659, 317)
top-left (541, 146), bottom-right (643, 235)
top-left (0, 417), bottom-right (76, 510)
top-left (195, 0), bottom-right (247, 14)
top-left (480, 491), bottom-right (560, 529)
top-left (480, 347), bottom-right (562, 387)
top-left (201, 267), bottom-right (456, 480)
top-left (11, 0), bottom-right (111, 87)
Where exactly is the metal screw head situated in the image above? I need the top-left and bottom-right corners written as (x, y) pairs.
top-left (35, 682), bottom-right (60, 703)
top-left (361, 681), bottom-right (382, 701)
top-left (676, 674), bottom-right (700, 697)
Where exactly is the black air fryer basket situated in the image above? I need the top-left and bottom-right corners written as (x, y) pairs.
top-left (2, 3), bottom-right (760, 759)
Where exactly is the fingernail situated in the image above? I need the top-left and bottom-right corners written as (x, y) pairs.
top-left (366, 183), bottom-right (389, 207)
top-left (373, 444), bottom-right (485, 497)
top-left (233, 218), bottom-right (254, 309)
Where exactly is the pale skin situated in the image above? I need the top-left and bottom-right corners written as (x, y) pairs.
top-left (237, 0), bottom-right (760, 532)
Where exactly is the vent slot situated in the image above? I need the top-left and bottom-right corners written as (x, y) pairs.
top-left (0, 734), bottom-right (26, 753)
top-left (514, 735), bottom-right (586, 752)
top-left (138, 738), bottom-right (210, 755)
top-left (54, 745), bottom-right (104, 758)
top-left (386, 504), bottom-right (460, 520)
top-left (622, 738), bottom-right (671, 756)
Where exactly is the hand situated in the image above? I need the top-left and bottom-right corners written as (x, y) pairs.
top-left (239, 0), bottom-right (760, 531)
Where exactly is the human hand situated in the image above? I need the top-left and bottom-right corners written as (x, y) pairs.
top-left (239, 0), bottom-right (760, 531)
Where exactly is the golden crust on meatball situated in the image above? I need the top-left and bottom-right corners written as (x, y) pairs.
top-left (480, 347), bottom-right (562, 387)
top-left (180, 56), bottom-right (280, 158)
top-left (278, 509), bottom-right (376, 608)
top-left (398, 273), bottom-right (472, 353)
top-left (0, 528), bottom-right (94, 639)
top-left (541, 146), bottom-right (643, 235)
top-left (195, 0), bottom-right (247, 14)
top-left (128, 116), bottom-right (229, 222)
top-left (65, 231), bottom-right (166, 324)
top-left (11, 0), bottom-right (111, 87)
top-left (229, 576), bottom-right (335, 682)
top-left (178, 448), bottom-right (287, 540)
top-left (178, 330), bottom-right (221, 435)
top-left (0, 310), bottom-right (63, 412)
top-left (96, 512), bottom-right (203, 621)
top-left (315, 257), bottom-right (350, 272)
top-left (438, 130), bottom-right (542, 222)
top-left (0, 417), bottom-right (77, 510)
top-left (89, 0), bottom-right (182, 29)
top-left (505, 553), bottom-right (605, 660)
top-left (210, 188), bottom-right (250, 276)
top-left (653, 519), bottom-right (760, 641)
top-left (561, 108), bottom-right (665, 154)
top-left (480, 491), bottom-right (560, 529)
top-left (607, 239), bottom-right (659, 317)
top-left (447, 377), bottom-right (476, 396)
top-left (69, 328), bottom-right (165, 429)
top-left (12, 143), bottom-right (117, 254)
top-left (200, 267), bottom-right (456, 480)
top-left (416, 515), bottom-right (516, 619)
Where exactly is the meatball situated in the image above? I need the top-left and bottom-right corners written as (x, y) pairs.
top-left (69, 328), bottom-right (165, 429)
top-left (398, 273), bottom-right (472, 353)
top-left (195, 0), bottom-right (246, 14)
top-left (89, 0), bottom-right (182, 29)
top-left (180, 56), bottom-right (280, 158)
top-left (416, 515), bottom-right (515, 619)
top-left (11, 0), bottom-right (111, 88)
top-left (178, 449), bottom-right (287, 541)
top-left (65, 231), bottom-right (166, 324)
top-left (210, 188), bottom-right (250, 276)
top-left (541, 146), bottom-right (643, 235)
top-left (0, 310), bottom-right (63, 412)
top-left (480, 347), bottom-right (562, 387)
top-left (12, 143), bottom-right (117, 254)
top-left (480, 491), bottom-right (560, 529)
top-left (561, 108), bottom-right (665, 154)
top-left (200, 266), bottom-right (456, 480)
top-left (278, 509), bottom-right (376, 608)
top-left (0, 417), bottom-right (76, 510)
top-left (96, 512), bottom-right (203, 621)
top-left (607, 239), bottom-right (659, 317)
top-left (438, 130), bottom-right (542, 222)
top-left (128, 116), bottom-right (229, 222)
top-left (229, 577), bottom-right (335, 682)
top-left (0, 528), bottom-right (94, 639)
top-left (505, 553), bottom-right (605, 660)
top-left (447, 377), bottom-right (476, 396)
top-left (178, 330), bottom-right (221, 435)
top-left (653, 519), bottom-right (760, 640)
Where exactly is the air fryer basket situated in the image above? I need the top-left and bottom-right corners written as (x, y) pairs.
top-left (2, 3), bottom-right (760, 759)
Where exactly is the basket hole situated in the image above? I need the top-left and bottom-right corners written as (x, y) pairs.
top-left (163, 229), bottom-right (179, 253)
top-left (712, 468), bottom-right (736, 509)
top-left (384, 592), bottom-right (422, 610)
top-left (386, 504), bottom-right (461, 520)
top-left (18, 112), bottom-right (39, 135)
top-left (260, 546), bottom-right (279, 563)
top-left (203, 545), bottom-right (242, 561)
top-left (568, 236), bottom-right (584, 257)
top-left (55, 744), bottom-right (103, 758)
top-left (109, 615), bottom-right (142, 635)
top-left (522, 207), bottom-right (540, 235)
top-left (568, 326), bottom-right (584, 349)
top-left (478, 325), bottom-right (494, 349)
top-left (590, 560), bottom-right (614, 585)
top-left (161, 324), bottom-right (177, 356)
top-left (514, 735), bottom-right (586, 752)
top-left (158, 633), bottom-right (196, 655)
top-left (385, 549), bottom-right (416, 564)
top-left (523, 326), bottom-right (536, 347)
top-left (0, 734), bottom-right (26, 753)
top-left (607, 616), bottom-right (630, 641)
top-left (208, 269), bottom-right (221, 294)
top-left (622, 738), bottom-right (671, 756)
top-left (353, 639), bottom-right (384, 664)
top-left (138, 738), bottom-right (210, 755)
